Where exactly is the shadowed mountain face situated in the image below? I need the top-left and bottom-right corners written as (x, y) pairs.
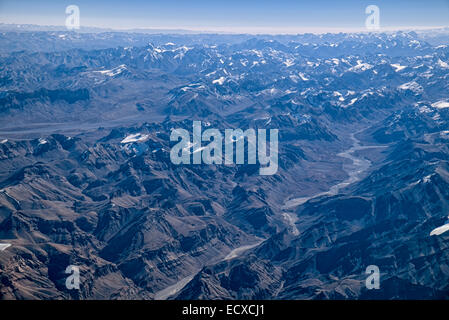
top-left (0, 29), bottom-right (449, 299)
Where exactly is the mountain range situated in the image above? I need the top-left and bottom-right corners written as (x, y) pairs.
top-left (0, 27), bottom-right (449, 299)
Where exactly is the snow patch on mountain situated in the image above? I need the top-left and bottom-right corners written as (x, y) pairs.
top-left (121, 133), bottom-right (150, 144)
top-left (348, 97), bottom-right (358, 106)
top-left (391, 63), bottom-right (407, 72)
top-left (298, 72), bottom-right (309, 81)
top-left (398, 81), bottom-right (423, 93)
top-left (431, 101), bottom-right (449, 109)
top-left (437, 59), bottom-right (449, 69)
top-left (349, 60), bottom-right (373, 72)
top-left (283, 59), bottom-right (295, 67)
top-left (212, 77), bottom-right (226, 85)
top-left (333, 91), bottom-right (345, 101)
top-left (418, 105), bottom-right (432, 113)
top-left (94, 64), bottom-right (127, 77)
top-left (430, 223), bottom-right (449, 236)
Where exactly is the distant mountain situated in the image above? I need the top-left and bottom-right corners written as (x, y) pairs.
top-left (0, 23), bottom-right (198, 34)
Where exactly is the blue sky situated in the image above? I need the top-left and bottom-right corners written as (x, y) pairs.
top-left (0, 0), bottom-right (448, 33)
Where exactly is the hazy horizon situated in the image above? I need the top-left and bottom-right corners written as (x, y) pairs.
top-left (1, 0), bottom-right (448, 34)
top-left (1, 22), bottom-right (448, 35)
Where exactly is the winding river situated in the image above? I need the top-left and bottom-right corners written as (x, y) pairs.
top-left (154, 133), bottom-right (385, 299)
top-left (281, 133), bottom-right (386, 234)
top-left (154, 240), bottom-right (264, 300)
